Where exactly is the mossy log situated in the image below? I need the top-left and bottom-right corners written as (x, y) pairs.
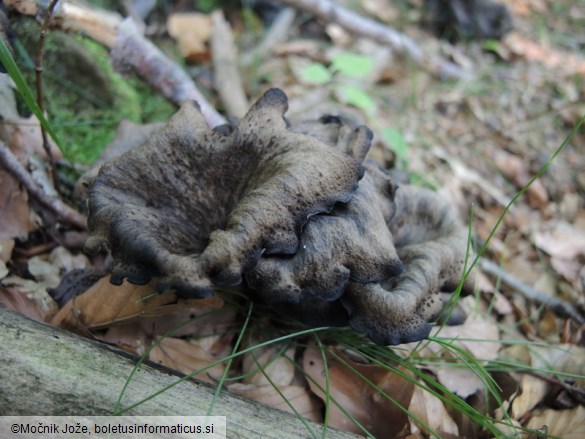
top-left (0, 308), bottom-right (357, 438)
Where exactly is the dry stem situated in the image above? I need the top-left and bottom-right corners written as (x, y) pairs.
top-left (34, 0), bottom-right (59, 189)
top-left (0, 141), bottom-right (86, 230)
top-left (211, 10), bottom-right (249, 119)
top-left (480, 258), bottom-right (585, 324)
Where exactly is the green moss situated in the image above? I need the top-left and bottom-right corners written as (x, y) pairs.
top-left (11, 16), bottom-right (175, 164)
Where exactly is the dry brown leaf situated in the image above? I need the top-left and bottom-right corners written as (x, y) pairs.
top-left (2, 275), bottom-right (59, 318)
top-left (242, 347), bottom-right (296, 388)
top-left (0, 75), bottom-right (60, 160)
top-left (408, 386), bottom-right (459, 437)
top-left (51, 276), bottom-right (187, 331)
top-left (436, 367), bottom-right (483, 399)
top-left (504, 33), bottom-right (585, 76)
top-left (526, 405), bottom-right (585, 439)
top-left (511, 374), bottom-right (548, 419)
top-left (528, 344), bottom-right (585, 387)
top-left (532, 221), bottom-right (585, 260)
top-left (550, 256), bottom-right (583, 293)
top-left (493, 150), bottom-right (548, 209)
top-left (431, 314), bottom-right (501, 361)
top-left (0, 284), bottom-right (48, 321)
top-left (167, 13), bottom-right (212, 62)
top-left (229, 383), bottom-right (323, 422)
top-left (303, 347), bottom-right (414, 437)
top-left (0, 171), bottom-right (38, 241)
top-left (0, 239), bottom-right (14, 263)
top-left (149, 336), bottom-right (228, 384)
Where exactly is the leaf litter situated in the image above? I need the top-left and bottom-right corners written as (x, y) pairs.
top-left (1, 0), bottom-right (584, 437)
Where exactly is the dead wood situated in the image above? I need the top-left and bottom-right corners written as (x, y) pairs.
top-left (240, 7), bottom-right (297, 67)
top-left (279, 0), bottom-right (468, 79)
top-left (0, 140), bottom-right (86, 230)
top-left (0, 308), bottom-right (358, 438)
top-left (211, 10), bottom-right (249, 119)
top-left (4, 0), bottom-right (226, 128)
top-left (480, 258), bottom-right (585, 324)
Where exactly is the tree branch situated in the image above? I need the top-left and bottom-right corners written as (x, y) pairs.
top-left (279, 0), bottom-right (468, 80)
top-left (480, 258), bottom-right (585, 325)
top-left (0, 141), bottom-right (86, 230)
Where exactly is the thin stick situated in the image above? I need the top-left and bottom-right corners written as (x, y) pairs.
top-left (5, 1), bottom-right (226, 128)
top-left (211, 10), bottom-right (249, 119)
top-left (0, 141), bottom-right (86, 230)
top-left (240, 7), bottom-right (296, 67)
top-left (111, 18), bottom-right (227, 128)
top-left (279, 0), bottom-right (467, 80)
top-left (34, 0), bottom-right (59, 188)
top-left (480, 258), bottom-right (585, 325)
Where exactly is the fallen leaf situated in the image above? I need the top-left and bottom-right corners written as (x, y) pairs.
top-left (0, 171), bottom-right (38, 240)
top-left (229, 383), bottom-right (322, 422)
top-left (167, 13), bottom-right (212, 62)
top-left (303, 347), bottom-right (414, 437)
top-left (504, 33), bottom-right (585, 76)
top-left (242, 346), bottom-right (296, 388)
top-left (532, 221), bottom-right (585, 259)
top-left (149, 336), bottom-right (229, 384)
top-left (431, 314), bottom-right (501, 361)
top-left (493, 150), bottom-right (548, 209)
top-left (0, 284), bottom-right (48, 321)
top-left (408, 386), bottom-right (459, 437)
top-left (0, 239), bottom-right (14, 262)
top-left (511, 374), bottom-right (548, 419)
top-left (51, 276), bottom-right (177, 331)
top-left (528, 344), bottom-right (585, 387)
top-left (526, 405), bottom-right (585, 439)
top-left (2, 275), bottom-right (59, 318)
top-left (437, 367), bottom-right (483, 399)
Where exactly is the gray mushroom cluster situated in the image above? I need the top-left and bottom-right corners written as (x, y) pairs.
top-left (85, 88), bottom-right (473, 345)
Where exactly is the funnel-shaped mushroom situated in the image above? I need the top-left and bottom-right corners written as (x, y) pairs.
top-left (84, 89), bottom-right (472, 345)
top-left (85, 88), bottom-right (372, 296)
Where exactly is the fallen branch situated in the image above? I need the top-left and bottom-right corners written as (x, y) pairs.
top-left (241, 7), bottom-right (297, 67)
top-left (211, 10), bottom-right (249, 119)
top-left (279, 0), bottom-right (467, 80)
top-left (0, 308), bottom-right (358, 438)
top-left (0, 141), bottom-right (86, 230)
top-left (480, 258), bottom-right (585, 325)
top-left (4, 0), bottom-right (227, 128)
top-left (111, 18), bottom-right (226, 127)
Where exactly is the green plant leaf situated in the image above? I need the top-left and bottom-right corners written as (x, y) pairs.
top-left (0, 35), bottom-right (63, 153)
top-left (335, 84), bottom-right (375, 111)
top-left (381, 127), bottom-right (408, 165)
top-left (300, 62), bottom-right (333, 85)
top-left (331, 52), bottom-right (373, 78)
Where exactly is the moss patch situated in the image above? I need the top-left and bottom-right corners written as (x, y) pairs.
top-left (12, 17), bottom-right (175, 164)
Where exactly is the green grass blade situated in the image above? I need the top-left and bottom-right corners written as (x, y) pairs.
top-left (0, 36), bottom-right (63, 153)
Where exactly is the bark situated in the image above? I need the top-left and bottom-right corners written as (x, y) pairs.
top-left (0, 308), bottom-right (358, 438)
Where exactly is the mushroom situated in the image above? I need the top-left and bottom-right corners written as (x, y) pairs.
top-left (84, 88), bottom-right (472, 345)
top-left (85, 88), bottom-right (371, 296)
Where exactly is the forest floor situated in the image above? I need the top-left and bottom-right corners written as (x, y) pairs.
top-left (1, 0), bottom-right (584, 437)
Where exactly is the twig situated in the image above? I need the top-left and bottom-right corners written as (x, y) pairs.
top-left (279, 0), bottom-right (468, 80)
top-left (111, 18), bottom-right (226, 128)
top-left (0, 141), bottom-right (86, 230)
top-left (34, 0), bottom-right (59, 189)
top-left (480, 258), bottom-right (585, 324)
top-left (240, 7), bottom-right (296, 67)
top-left (5, 1), bottom-right (226, 128)
top-left (211, 10), bottom-right (249, 119)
